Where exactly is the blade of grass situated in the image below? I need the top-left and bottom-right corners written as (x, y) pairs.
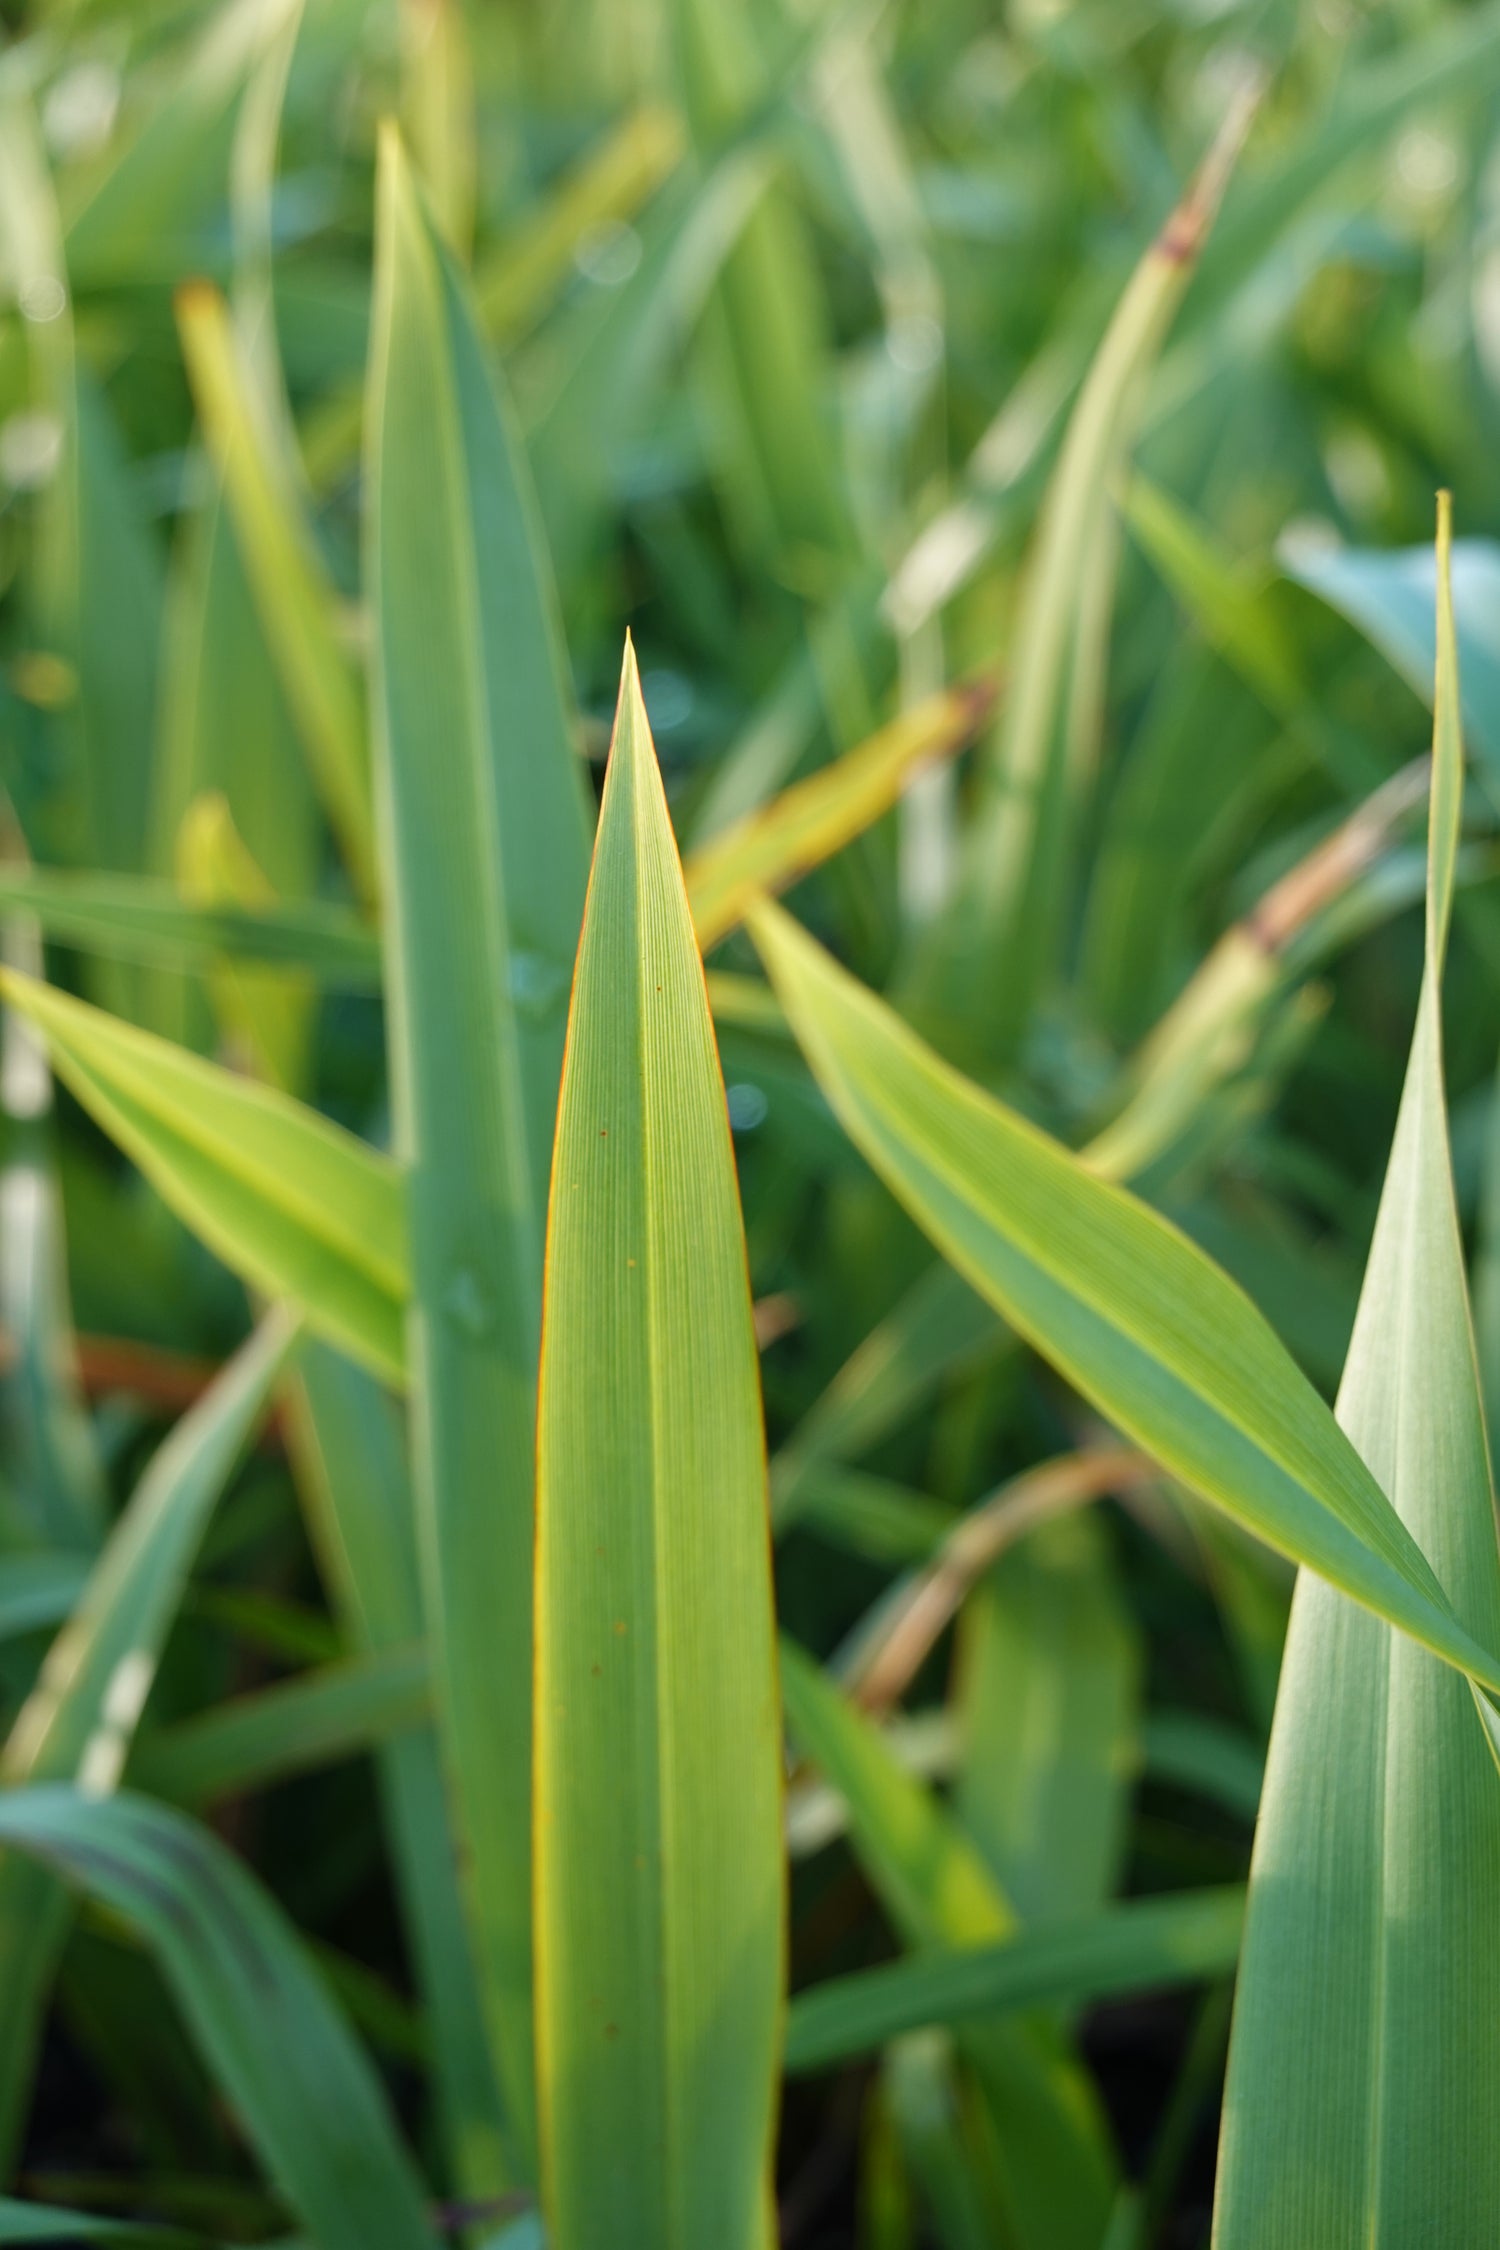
top-left (366, 125), bottom-right (594, 2177)
top-left (785, 1886), bottom-right (1246, 2074)
top-left (0, 1788), bottom-right (441, 2250)
top-left (771, 1263), bottom-right (1007, 1532)
top-left (534, 646), bottom-right (782, 2250)
top-left (779, 1639), bottom-right (1116, 2250)
top-left (666, 0), bottom-right (855, 570)
top-left (0, 972), bottom-right (405, 1383)
top-left (953, 1510), bottom-right (1141, 1926)
top-left (400, 0), bottom-right (476, 257)
top-left (747, 895), bottom-right (1500, 1696)
top-left (133, 1643), bottom-right (429, 1806)
top-left (1, 898), bottom-right (108, 1552)
top-left (284, 1345), bottom-right (508, 2201)
top-left (0, 1314), bottom-right (296, 2176)
top-left (910, 86), bottom-right (1258, 1055)
top-left (686, 680), bottom-right (995, 952)
top-left (0, 871), bottom-right (380, 984)
top-left (1213, 501), bottom-right (1500, 2246)
top-left (176, 284), bottom-right (375, 898)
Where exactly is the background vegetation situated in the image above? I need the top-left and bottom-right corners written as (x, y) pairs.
top-left (4, 0), bottom-right (1500, 2243)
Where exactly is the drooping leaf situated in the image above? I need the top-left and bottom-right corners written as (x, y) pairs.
top-left (534, 647), bottom-right (782, 2250)
top-left (747, 895), bottom-right (1500, 1694)
top-left (0, 971), bottom-right (405, 1384)
top-left (685, 680), bottom-right (994, 952)
top-left (1213, 502), bottom-right (1500, 2246)
top-left (366, 124), bottom-right (594, 2175)
top-left (0, 1315), bottom-right (297, 2174)
top-left (0, 1788), bottom-right (441, 2250)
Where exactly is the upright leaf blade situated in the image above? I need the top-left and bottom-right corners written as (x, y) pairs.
top-left (366, 126), bottom-right (593, 2174)
top-left (779, 1641), bottom-right (1116, 2250)
top-left (177, 284), bottom-right (376, 899)
top-left (534, 649), bottom-right (782, 2250)
top-left (1213, 499), bottom-right (1500, 2247)
top-left (285, 1347), bottom-right (509, 2201)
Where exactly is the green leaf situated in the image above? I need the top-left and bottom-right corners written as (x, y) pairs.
top-left (0, 2198), bottom-right (197, 2246)
top-left (771, 1262), bottom-right (1006, 1532)
top-left (785, 1885), bottom-right (1246, 2074)
top-left (686, 681), bottom-right (993, 952)
top-left (177, 283), bottom-right (376, 899)
top-left (1214, 502), bottom-right (1500, 2245)
top-left (666, 0), bottom-right (855, 569)
top-left (911, 93), bottom-right (1255, 1053)
top-left (746, 897), bottom-right (1500, 1697)
top-left (0, 971), bottom-right (405, 1385)
top-left (0, 1553), bottom-right (91, 1644)
top-left (285, 1345), bottom-right (507, 2202)
top-left (366, 124), bottom-right (594, 2176)
top-left (134, 1643), bottom-right (429, 1805)
top-left (534, 647), bottom-right (782, 2250)
top-left (0, 1315), bottom-right (296, 2175)
top-left (779, 1639), bottom-right (1116, 2250)
top-left (0, 1788), bottom-right (440, 2250)
top-left (0, 916), bottom-right (108, 1553)
top-left (954, 1510), bottom-right (1140, 1927)
top-left (0, 871), bottom-right (380, 984)
top-left (1281, 532), bottom-right (1500, 780)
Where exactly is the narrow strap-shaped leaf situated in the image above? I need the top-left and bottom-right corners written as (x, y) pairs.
top-left (0, 2198), bottom-right (197, 2246)
top-left (779, 1640), bottom-right (1116, 2250)
top-left (285, 1345), bottom-right (508, 2202)
top-left (534, 647), bottom-right (782, 2250)
top-left (0, 1788), bottom-right (440, 2250)
top-left (1213, 498), bottom-right (1500, 2247)
top-left (785, 1886), bottom-right (1246, 2074)
top-left (0, 872), bottom-right (380, 983)
top-left (133, 1643), bottom-right (429, 1805)
top-left (177, 284), bottom-right (376, 898)
top-left (747, 896), bottom-right (1500, 1696)
top-left (0, 971), bottom-right (405, 1384)
top-left (954, 1509), bottom-right (1140, 1926)
top-left (912, 92), bottom-right (1255, 1052)
top-left (685, 680), bottom-right (994, 952)
top-left (1, 906), bottom-right (107, 1552)
top-left (367, 124), bottom-right (593, 2175)
top-left (0, 1315), bottom-right (296, 2174)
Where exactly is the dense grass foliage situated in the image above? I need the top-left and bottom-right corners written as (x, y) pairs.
top-left (4, 2), bottom-right (1500, 2246)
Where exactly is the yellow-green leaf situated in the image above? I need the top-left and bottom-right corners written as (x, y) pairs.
top-left (0, 970), bottom-right (405, 1384)
top-left (534, 647), bottom-right (782, 2250)
top-left (1213, 498), bottom-right (1500, 2246)
top-left (746, 896), bottom-right (1500, 1697)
